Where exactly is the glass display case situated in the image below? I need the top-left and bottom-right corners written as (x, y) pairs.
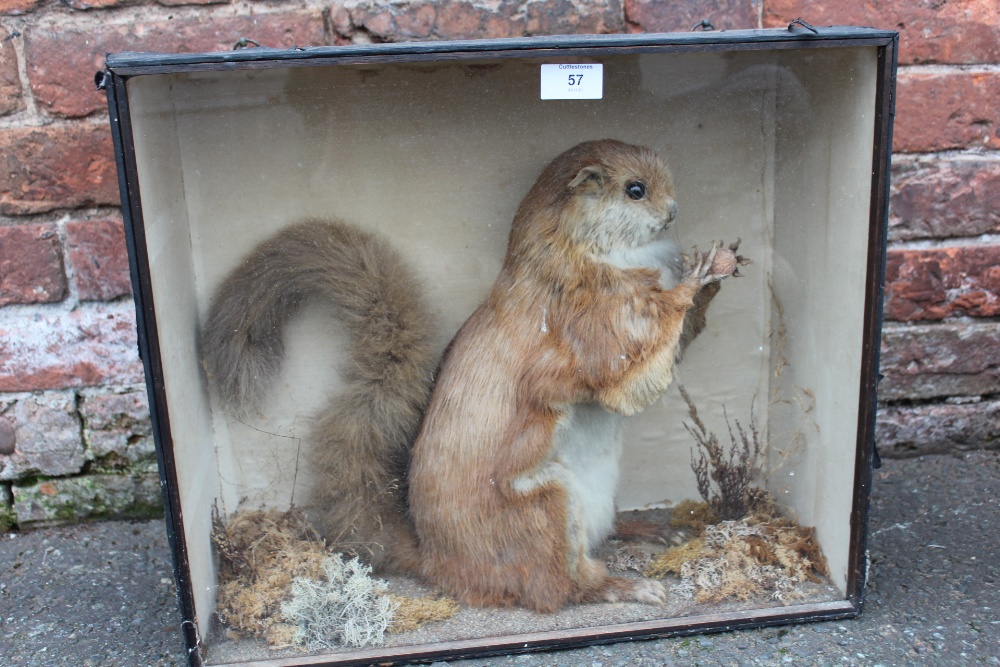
top-left (102, 26), bottom-right (896, 666)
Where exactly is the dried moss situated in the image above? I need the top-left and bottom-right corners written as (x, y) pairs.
top-left (607, 544), bottom-right (655, 574)
top-left (211, 506), bottom-right (340, 646)
top-left (646, 513), bottom-right (829, 604)
top-left (388, 595), bottom-right (461, 633)
top-left (668, 499), bottom-right (718, 532)
top-left (212, 506), bottom-right (328, 584)
top-left (643, 538), bottom-right (706, 579)
top-left (211, 506), bottom-right (460, 650)
top-left (264, 622), bottom-right (302, 649)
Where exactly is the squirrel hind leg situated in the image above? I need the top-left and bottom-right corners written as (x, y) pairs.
top-left (575, 573), bottom-right (668, 606)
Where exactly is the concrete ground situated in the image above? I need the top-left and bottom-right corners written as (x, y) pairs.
top-left (2, 449), bottom-right (998, 666)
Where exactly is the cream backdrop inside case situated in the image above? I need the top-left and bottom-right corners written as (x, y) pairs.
top-left (126, 46), bottom-right (876, 639)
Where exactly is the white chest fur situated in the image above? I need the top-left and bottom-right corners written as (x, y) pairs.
top-left (552, 236), bottom-right (684, 550)
top-left (552, 402), bottom-right (625, 550)
top-left (604, 236), bottom-right (684, 289)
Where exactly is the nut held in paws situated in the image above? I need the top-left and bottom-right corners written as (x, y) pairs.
top-left (711, 248), bottom-right (739, 276)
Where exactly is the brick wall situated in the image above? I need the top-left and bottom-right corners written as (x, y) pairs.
top-left (0, 0), bottom-right (996, 527)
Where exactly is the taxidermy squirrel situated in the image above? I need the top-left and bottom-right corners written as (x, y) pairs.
top-left (201, 139), bottom-right (747, 612)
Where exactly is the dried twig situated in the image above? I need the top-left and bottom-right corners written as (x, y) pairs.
top-left (680, 387), bottom-right (763, 521)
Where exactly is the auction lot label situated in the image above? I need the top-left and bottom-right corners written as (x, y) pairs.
top-left (540, 64), bottom-right (604, 100)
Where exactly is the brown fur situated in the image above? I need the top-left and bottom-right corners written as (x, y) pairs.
top-left (200, 220), bottom-right (436, 571)
top-left (201, 140), bottom-right (734, 610)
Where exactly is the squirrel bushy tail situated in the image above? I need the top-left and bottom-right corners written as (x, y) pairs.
top-left (200, 219), bottom-right (436, 572)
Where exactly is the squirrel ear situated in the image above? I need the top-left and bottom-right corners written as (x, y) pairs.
top-left (568, 164), bottom-right (604, 189)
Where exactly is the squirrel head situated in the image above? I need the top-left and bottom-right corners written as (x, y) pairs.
top-left (507, 140), bottom-right (678, 268)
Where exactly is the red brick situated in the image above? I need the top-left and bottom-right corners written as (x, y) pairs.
top-left (24, 10), bottom-right (326, 118)
top-left (337, 0), bottom-right (624, 42)
top-left (877, 400), bottom-right (1000, 457)
top-left (363, 8), bottom-right (400, 38)
top-left (157, 0), bottom-right (229, 5)
top-left (879, 322), bottom-right (1000, 401)
top-left (626, 0), bottom-right (757, 33)
top-left (0, 0), bottom-right (40, 14)
top-left (0, 124), bottom-right (119, 215)
top-left (762, 0), bottom-right (1000, 65)
top-left (0, 391), bottom-right (84, 481)
top-left (0, 223), bottom-right (67, 306)
top-left (889, 158), bottom-right (1000, 242)
top-left (894, 70), bottom-right (1000, 153)
top-left (65, 218), bottom-right (132, 302)
top-left (481, 10), bottom-right (527, 39)
top-left (522, 0), bottom-right (625, 35)
top-left (0, 26), bottom-right (22, 116)
top-left (431, 2), bottom-right (485, 39)
top-left (338, 1), bottom-right (481, 41)
top-left (62, 0), bottom-right (130, 9)
top-left (58, 0), bottom-right (227, 7)
top-left (330, 4), bottom-right (355, 37)
top-left (393, 2), bottom-right (437, 39)
top-left (0, 302), bottom-right (143, 392)
top-left (885, 246), bottom-right (1000, 322)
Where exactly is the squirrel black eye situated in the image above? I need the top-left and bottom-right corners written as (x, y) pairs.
top-left (625, 181), bottom-right (646, 200)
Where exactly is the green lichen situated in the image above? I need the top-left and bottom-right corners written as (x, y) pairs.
top-left (86, 452), bottom-right (131, 474)
top-left (129, 495), bottom-right (165, 520)
top-left (13, 473), bottom-right (164, 527)
top-left (0, 502), bottom-right (16, 532)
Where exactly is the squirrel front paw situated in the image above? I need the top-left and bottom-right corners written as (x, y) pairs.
top-left (685, 239), bottom-right (752, 286)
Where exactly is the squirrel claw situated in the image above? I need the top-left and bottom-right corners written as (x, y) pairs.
top-left (686, 240), bottom-right (749, 285)
top-left (706, 242), bottom-right (719, 263)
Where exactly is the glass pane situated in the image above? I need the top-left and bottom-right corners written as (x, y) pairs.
top-left (125, 43), bottom-right (878, 663)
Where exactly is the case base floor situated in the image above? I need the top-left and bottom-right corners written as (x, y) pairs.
top-left (205, 506), bottom-right (839, 664)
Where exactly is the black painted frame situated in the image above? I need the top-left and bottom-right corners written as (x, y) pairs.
top-left (102, 26), bottom-right (898, 667)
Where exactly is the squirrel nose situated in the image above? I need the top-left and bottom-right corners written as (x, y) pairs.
top-left (667, 199), bottom-right (678, 221)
